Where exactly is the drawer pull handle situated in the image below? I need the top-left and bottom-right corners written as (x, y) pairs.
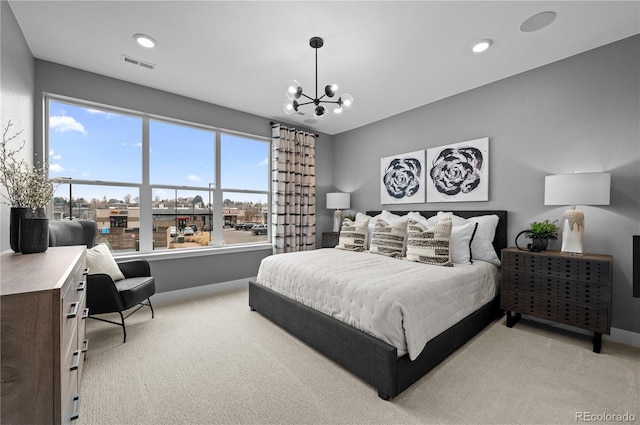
top-left (70, 350), bottom-right (81, 371)
top-left (82, 308), bottom-right (89, 320)
top-left (67, 302), bottom-right (79, 319)
top-left (77, 280), bottom-right (86, 291)
top-left (83, 268), bottom-right (89, 275)
top-left (70, 394), bottom-right (80, 421)
top-left (82, 338), bottom-right (89, 353)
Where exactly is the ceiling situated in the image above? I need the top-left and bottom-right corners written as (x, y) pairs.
top-left (8, 1), bottom-right (640, 135)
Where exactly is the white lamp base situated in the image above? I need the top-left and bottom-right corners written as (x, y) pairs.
top-left (333, 210), bottom-right (342, 232)
top-left (561, 208), bottom-right (585, 254)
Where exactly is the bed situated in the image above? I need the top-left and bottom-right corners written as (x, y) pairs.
top-left (249, 210), bottom-right (507, 400)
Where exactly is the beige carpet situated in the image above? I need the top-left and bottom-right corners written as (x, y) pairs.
top-left (78, 281), bottom-right (639, 425)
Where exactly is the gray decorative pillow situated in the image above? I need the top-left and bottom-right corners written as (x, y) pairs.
top-left (406, 218), bottom-right (453, 266)
top-left (86, 243), bottom-right (125, 281)
top-left (336, 218), bottom-right (369, 252)
top-left (369, 219), bottom-right (408, 258)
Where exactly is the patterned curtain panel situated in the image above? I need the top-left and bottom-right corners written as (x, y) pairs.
top-left (271, 124), bottom-right (316, 253)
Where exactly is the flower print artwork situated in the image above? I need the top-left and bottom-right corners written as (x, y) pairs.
top-left (380, 150), bottom-right (426, 204)
top-left (426, 138), bottom-right (489, 202)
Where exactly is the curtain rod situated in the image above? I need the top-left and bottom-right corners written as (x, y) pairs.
top-left (270, 121), bottom-right (319, 138)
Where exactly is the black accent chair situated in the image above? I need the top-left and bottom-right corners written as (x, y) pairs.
top-left (49, 220), bottom-right (155, 342)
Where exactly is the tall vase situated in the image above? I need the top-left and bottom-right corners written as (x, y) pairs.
top-left (9, 207), bottom-right (46, 253)
top-left (18, 218), bottom-right (49, 254)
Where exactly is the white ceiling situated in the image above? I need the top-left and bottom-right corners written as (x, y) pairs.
top-left (8, 1), bottom-right (640, 135)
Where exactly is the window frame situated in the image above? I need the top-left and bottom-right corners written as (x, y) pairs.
top-left (45, 94), bottom-right (271, 257)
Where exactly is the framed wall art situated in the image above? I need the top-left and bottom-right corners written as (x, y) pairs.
top-left (426, 137), bottom-right (489, 203)
top-left (380, 150), bottom-right (425, 204)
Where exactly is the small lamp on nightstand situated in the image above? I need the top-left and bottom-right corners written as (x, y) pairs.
top-left (544, 172), bottom-right (610, 254)
top-left (326, 192), bottom-right (350, 232)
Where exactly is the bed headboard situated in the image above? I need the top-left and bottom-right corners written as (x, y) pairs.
top-left (365, 210), bottom-right (508, 258)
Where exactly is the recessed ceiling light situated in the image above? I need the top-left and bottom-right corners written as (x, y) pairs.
top-left (133, 33), bottom-right (157, 48)
top-left (520, 11), bottom-right (557, 33)
top-left (472, 39), bottom-right (493, 53)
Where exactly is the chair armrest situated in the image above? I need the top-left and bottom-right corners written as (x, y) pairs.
top-left (87, 273), bottom-right (125, 314)
top-left (117, 259), bottom-right (151, 278)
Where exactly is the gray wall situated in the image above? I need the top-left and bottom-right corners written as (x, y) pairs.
top-left (1, 1), bottom-right (35, 252)
top-left (29, 61), bottom-right (334, 293)
top-left (333, 35), bottom-right (640, 333)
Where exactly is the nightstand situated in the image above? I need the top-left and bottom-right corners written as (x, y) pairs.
top-left (322, 231), bottom-right (340, 248)
top-left (501, 247), bottom-right (612, 353)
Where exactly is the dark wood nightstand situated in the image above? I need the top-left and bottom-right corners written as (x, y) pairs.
top-left (322, 231), bottom-right (340, 248)
top-left (501, 247), bottom-right (613, 353)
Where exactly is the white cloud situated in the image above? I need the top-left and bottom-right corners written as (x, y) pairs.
top-left (258, 157), bottom-right (268, 167)
top-left (50, 115), bottom-right (87, 135)
top-left (187, 174), bottom-right (201, 181)
top-left (53, 154), bottom-right (62, 160)
top-left (49, 163), bottom-right (64, 173)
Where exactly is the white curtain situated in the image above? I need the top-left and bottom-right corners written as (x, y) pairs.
top-left (271, 124), bottom-right (316, 253)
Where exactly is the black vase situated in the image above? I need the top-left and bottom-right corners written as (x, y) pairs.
top-left (18, 218), bottom-right (49, 254)
top-left (10, 208), bottom-right (47, 253)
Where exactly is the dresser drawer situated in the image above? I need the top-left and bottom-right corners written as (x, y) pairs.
top-left (502, 270), bottom-right (609, 309)
top-left (502, 251), bottom-right (611, 284)
top-left (502, 289), bottom-right (609, 333)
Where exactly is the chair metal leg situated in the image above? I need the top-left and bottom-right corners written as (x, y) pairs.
top-left (147, 298), bottom-right (155, 319)
top-left (119, 311), bottom-right (127, 343)
top-left (88, 298), bottom-right (153, 343)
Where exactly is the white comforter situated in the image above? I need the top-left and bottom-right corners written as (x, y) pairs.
top-left (256, 248), bottom-right (499, 360)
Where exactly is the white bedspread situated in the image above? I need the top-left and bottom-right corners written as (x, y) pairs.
top-left (256, 248), bottom-right (499, 360)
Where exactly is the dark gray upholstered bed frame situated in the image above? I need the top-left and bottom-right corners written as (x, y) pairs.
top-left (249, 210), bottom-right (507, 400)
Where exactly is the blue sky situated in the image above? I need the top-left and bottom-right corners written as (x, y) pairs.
top-left (49, 100), bottom-right (269, 203)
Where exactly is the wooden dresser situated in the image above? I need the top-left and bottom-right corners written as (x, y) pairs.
top-left (501, 247), bottom-right (612, 352)
top-left (1, 246), bottom-right (88, 425)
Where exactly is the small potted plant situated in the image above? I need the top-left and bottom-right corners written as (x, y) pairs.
top-left (516, 219), bottom-right (559, 252)
top-left (1, 120), bottom-right (57, 253)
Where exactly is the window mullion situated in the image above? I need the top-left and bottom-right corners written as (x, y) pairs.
top-left (139, 117), bottom-right (153, 251)
top-left (213, 131), bottom-right (223, 246)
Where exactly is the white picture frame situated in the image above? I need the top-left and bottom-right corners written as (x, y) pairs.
top-left (426, 137), bottom-right (489, 203)
top-left (380, 150), bottom-right (426, 204)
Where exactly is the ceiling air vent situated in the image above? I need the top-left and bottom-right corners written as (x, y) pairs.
top-left (121, 54), bottom-right (156, 70)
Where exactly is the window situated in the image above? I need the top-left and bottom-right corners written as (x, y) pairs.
top-left (47, 97), bottom-right (270, 253)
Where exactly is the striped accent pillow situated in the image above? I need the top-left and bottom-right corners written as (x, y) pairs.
top-left (406, 218), bottom-right (453, 266)
top-left (336, 218), bottom-right (369, 252)
top-left (369, 219), bottom-right (408, 258)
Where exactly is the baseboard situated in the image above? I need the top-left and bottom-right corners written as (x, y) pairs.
top-left (521, 315), bottom-right (640, 349)
top-left (606, 327), bottom-right (640, 348)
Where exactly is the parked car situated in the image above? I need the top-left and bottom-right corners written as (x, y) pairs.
top-left (183, 227), bottom-right (194, 236)
top-left (190, 224), bottom-right (197, 232)
top-left (234, 223), bottom-right (245, 230)
top-left (243, 223), bottom-right (256, 231)
top-left (252, 224), bottom-right (268, 235)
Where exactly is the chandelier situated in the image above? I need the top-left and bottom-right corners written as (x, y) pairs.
top-left (283, 37), bottom-right (354, 120)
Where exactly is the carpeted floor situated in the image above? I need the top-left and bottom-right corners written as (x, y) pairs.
top-left (78, 280), bottom-right (639, 425)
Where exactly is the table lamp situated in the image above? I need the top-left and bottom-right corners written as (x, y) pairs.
top-left (544, 172), bottom-right (610, 254)
top-left (326, 192), bottom-right (350, 232)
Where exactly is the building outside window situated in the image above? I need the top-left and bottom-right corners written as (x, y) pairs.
top-left (47, 97), bottom-right (270, 253)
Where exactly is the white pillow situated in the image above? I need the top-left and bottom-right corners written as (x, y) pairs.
top-left (449, 222), bottom-right (477, 265)
top-left (437, 212), bottom-right (500, 267)
top-left (369, 219), bottom-right (408, 258)
top-left (86, 243), bottom-right (125, 281)
top-left (408, 212), bottom-right (477, 264)
top-left (406, 218), bottom-right (453, 267)
top-left (381, 210), bottom-right (409, 223)
top-left (355, 212), bottom-right (381, 249)
top-left (336, 218), bottom-right (369, 252)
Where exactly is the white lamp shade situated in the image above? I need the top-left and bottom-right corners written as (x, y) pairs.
top-left (544, 173), bottom-right (611, 206)
top-left (326, 192), bottom-right (350, 210)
